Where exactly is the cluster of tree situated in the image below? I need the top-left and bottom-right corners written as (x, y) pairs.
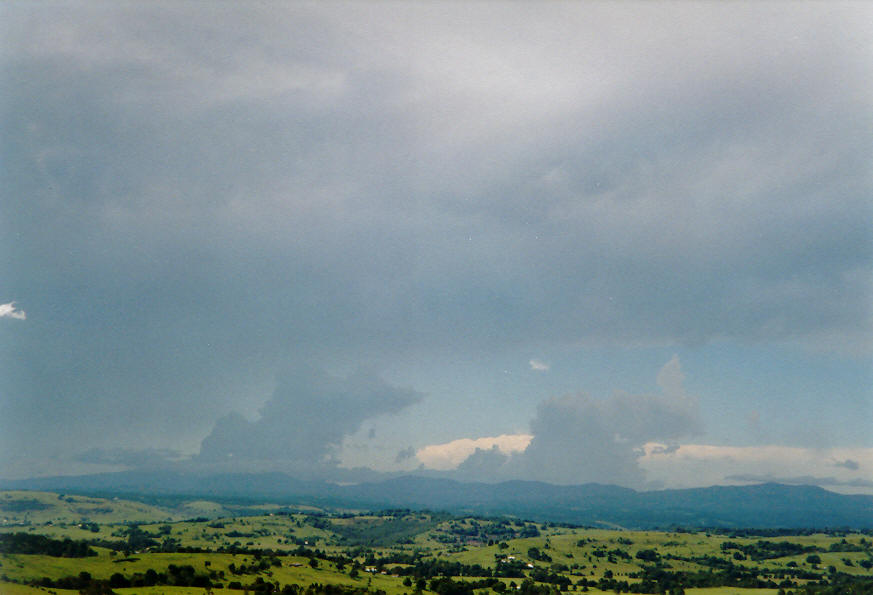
top-left (720, 540), bottom-right (821, 560)
top-left (528, 566), bottom-right (571, 588)
top-left (361, 550), bottom-right (420, 566)
top-left (425, 577), bottom-right (560, 595)
top-left (228, 580), bottom-right (389, 595)
top-left (34, 565), bottom-right (216, 591)
top-left (0, 497), bottom-right (50, 512)
top-left (303, 514), bottom-right (333, 531)
top-left (106, 564), bottom-right (216, 589)
top-left (0, 532), bottom-right (96, 557)
top-left (709, 528), bottom-right (873, 539)
top-left (492, 559), bottom-right (531, 578)
top-left (434, 520), bottom-right (540, 545)
top-left (516, 578), bottom-right (562, 595)
top-left (394, 558), bottom-right (493, 579)
top-left (228, 556), bottom-right (283, 575)
top-left (598, 564), bottom-right (873, 594)
top-left (331, 514), bottom-right (438, 547)
top-left (32, 571), bottom-right (116, 594)
top-left (84, 524), bottom-right (189, 555)
top-left (429, 576), bottom-right (505, 595)
top-left (527, 547), bottom-right (552, 562)
top-left (589, 546), bottom-right (632, 564)
top-left (827, 538), bottom-right (870, 553)
top-left (634, 549), bottom-right (660, 563)
top-left (795, 572), bottom-right (873, 594)
top-left (593, 564), bottom-right (781, 594)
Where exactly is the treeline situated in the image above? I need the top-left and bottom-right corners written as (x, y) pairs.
top-left (720, 540), bottom-right (820, 560)
top-left (391, 558), bottom-right (498, 579)
top-left (0, 498), bottom-right (50, 513)
top-left (31, 570), bottom-right (392, 595)
top-left (428, 577), bottom-right (560, 595)
top-left (0, 532), bottom-right (96, 557)
top-left (33, 565), bottom-right (215, 592)
top-left (706, 527), bottom-right (873, 538)
top-left (591, 565), bottom-right (873, 594)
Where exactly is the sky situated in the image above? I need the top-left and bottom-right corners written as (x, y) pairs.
top-left (1, 1), bottom-right (872, 494)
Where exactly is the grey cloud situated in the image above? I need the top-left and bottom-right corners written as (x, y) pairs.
top-left (515, 388), bottom-right (701, 488)
top-left (197, 367), bottom-right (422, 471)
top-left (75, 447), bottom-right (184, 469)
top-left (1, 3), bottom-right (870, 473)
top-left (454, 446), bottom-right (511, 483)
top-left (395, 447), bottom-right (416, 464)
top-left (833, 459), bottom-right (861, 471)
top-left (5, 3), bottom-right (869, 353)
top-left (452, 358), bottom-right (701, 487)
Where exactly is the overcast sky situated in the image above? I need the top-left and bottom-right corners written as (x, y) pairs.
top-left (2, 2), bottom-right (871, 493)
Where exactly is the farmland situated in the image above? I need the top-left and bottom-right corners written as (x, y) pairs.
top-left (2, 491), bottom-right (872, 594)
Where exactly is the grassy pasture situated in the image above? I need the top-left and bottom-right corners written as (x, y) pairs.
top-left (2, 490), bottom-right (872, 595)
top-left (0, 491), bottom-right (180, 525)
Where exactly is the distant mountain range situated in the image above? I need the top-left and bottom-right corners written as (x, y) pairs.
top-left (2, 471), bottom-right (871, 529)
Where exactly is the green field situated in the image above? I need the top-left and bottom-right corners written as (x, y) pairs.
top-left (2, 491), bottom-right (872, 595)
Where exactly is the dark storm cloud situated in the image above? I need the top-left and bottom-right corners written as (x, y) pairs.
top-left (1, 2), bottom-right (870, 476)
top-left (197, 367), bottom-right (422, 471)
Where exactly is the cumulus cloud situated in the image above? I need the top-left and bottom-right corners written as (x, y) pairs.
top-left (529, 359), bottom-right (550, 372)
top-left (508, 356), bottom-right (700, 486)
top-left (454, 446), bottom-right (513, 481)
top-left (429, 357), bottom-right (701, 487)
top-left (416, 434), bottom-right (533, 470)
top-left (0, 302), bottom-right (26, 320)
top-left (198, 366), bottom-right (422, 473)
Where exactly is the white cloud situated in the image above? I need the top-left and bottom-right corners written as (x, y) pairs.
top-left (640, 443), bottom-right (873, 494)
top-left (0, 302), bottom-right (26, 320)
top-left (529, 359), bottom-right (550, 371)
top-left (655, 355), bottom-right (684, 397)
top-left (417, 433), bottom-right (533, 470)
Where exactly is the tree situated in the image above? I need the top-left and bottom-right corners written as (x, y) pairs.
top-left (635, 549), bottom-right (659, 562)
